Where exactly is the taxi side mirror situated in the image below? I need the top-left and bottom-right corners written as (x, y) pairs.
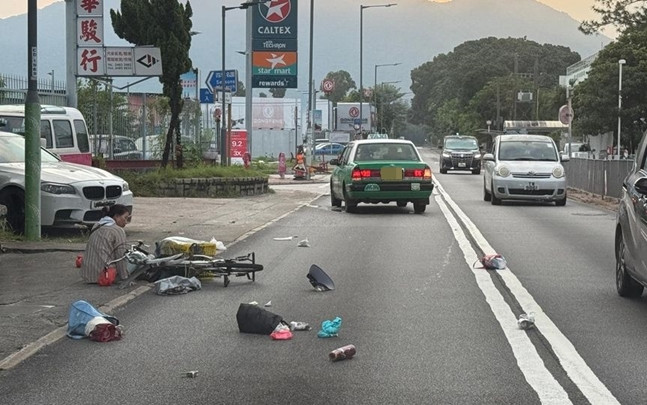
top-left (329, 158), bottom-right (339, 166)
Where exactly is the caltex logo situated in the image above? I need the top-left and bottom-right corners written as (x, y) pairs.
top-left (262, 0), bottom-right (291, 23)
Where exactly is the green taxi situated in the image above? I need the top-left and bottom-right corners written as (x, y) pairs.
top-left (329, 139), bottom-right (434, 213)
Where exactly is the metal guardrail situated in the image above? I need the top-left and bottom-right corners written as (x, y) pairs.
top-left (564, 158), bottom-right (634, 199)
top-left (0, 74), bottom-right (67, 106)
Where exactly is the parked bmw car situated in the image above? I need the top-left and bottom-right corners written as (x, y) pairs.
top-left (482, 134), bottom-right (569, 206)
top-left (615, 130), bottom-right (647, 297)
top-left (0, 131), bottom-right (134, 233)
top-left (439, 134), bottom-right (481, 174)
top-left (329, 139), bottom-right (434, 213)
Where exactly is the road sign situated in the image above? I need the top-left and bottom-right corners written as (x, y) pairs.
top-left (322, 79), bottom-right (334, 93)
top-left (559, 104), bottom-right (574, 125)
top-left (200, 88), bottom-right (214, 103)
top-left (206, 70), bottom-right (238, 93)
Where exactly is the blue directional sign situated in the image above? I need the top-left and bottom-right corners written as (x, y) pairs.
top-left (199, 88), bottom-right (214, 103)
top-left (206, 70), bottom-right (238, 93)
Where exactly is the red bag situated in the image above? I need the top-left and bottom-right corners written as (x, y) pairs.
top-left (75, 254), bottom-right (83, 268)
top-left (98, 266), bottom-right (117, 286)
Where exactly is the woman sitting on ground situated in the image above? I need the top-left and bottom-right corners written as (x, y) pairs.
top-left (80, 204), bottom-right (131, 284)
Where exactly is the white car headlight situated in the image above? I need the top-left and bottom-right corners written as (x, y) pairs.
top-left (474, 153), bottom-right (481, 159)
top-left (41, 183), bottom-right (76, 195)
top-left (495, 165), bottom-right (510, 177)
top-left (442, 152), bottom-right (451, 158)
top-left (552, 166), bottom-right (565, 178)
top-left (122, 182), bottom-right (130, 192)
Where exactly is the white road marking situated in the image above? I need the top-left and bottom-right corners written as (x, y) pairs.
top-left (435, 193), bottom-right (571, 404)
top-left (434, 180), bottom-right (619, 405)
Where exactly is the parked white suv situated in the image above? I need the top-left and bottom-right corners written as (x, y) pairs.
top-left (0, 131), bottom-right (133, 233)
top-left (483, 134), bottom-right (569, 206)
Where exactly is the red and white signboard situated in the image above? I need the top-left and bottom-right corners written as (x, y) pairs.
top-left (230, 129), bottom-right (248, 164)
top-left (322, 79), bottom-right (334, 93)
top-left (77, 0), bottom-right (103, 16)
top-left (77, 17), bottom-right (104, 46)
top-left (77, 47), bottom-right (105, 76)
top-left (349, 106), bottom-right (359, 118)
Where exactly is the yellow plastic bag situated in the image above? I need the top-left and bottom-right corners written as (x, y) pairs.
top-left (156, 236), bottom-right (217, 257)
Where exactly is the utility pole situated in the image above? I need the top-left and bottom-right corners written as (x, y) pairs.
top-left (25, 0), bottom-right (41, 240)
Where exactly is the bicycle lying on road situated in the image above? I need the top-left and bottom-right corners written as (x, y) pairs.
top-left (106, 241), bottom-right (264, 289)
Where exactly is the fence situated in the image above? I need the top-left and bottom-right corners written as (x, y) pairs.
top-left (0, 74), bottom-right (67, 106)
top-left (564, 158), bottom-right (634, 199)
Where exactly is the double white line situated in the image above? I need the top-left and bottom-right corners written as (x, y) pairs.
top-left (433, 181), bottom-right (618, 405)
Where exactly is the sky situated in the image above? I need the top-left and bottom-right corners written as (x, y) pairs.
top-left (1, 0), bottom-right (600, 22)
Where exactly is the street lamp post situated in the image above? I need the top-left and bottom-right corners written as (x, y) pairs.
top-left (486, 120), bottom-right (492, 133)
top-left (221, 1), bottom-right (268, 166)
top-left (617, 58), bottom-right (626, 160)
top-left (374, 62), bottom-right (400, 133)
top-left (378, 80), bottom-right (400, 133)
top-left (360, 3), bottom-right (396, 138)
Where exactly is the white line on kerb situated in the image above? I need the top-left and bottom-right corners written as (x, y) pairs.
top-left (434, 180), bottom-right (619, 405)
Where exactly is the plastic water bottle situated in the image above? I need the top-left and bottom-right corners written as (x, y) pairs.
top-left (289, 321), bottom-right (311, 331)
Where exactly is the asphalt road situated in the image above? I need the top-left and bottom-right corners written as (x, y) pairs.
top-left (1, 148), bottom-right (645, 404)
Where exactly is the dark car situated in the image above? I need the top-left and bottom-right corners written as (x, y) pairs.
top-left (615, 131), bottom-right (647, 297)
top-left (439, 135), bottom-right (481, 174)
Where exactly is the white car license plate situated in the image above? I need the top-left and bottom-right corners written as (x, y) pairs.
top-left (458, 162), bottom-right (466, 167)
top-left (91, 200), bottom-right (115, 209)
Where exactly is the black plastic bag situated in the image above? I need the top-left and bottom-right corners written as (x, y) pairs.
top-left (236, 303), bottom-right (283, 335)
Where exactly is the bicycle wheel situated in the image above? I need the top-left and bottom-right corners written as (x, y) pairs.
top-left (210, 262), bottom-right (263, 286)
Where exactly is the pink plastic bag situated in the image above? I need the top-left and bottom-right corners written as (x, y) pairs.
top-left (270, 329), bottom-right (293, 340)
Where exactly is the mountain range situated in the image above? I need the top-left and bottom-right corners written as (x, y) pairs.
top-left (0, 0), bottom-right (611, 98)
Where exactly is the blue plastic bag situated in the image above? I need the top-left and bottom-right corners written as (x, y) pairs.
top-left (67, 300), bottom-right (119, 339)
top-left (317, 316), bottom-right (342, 338)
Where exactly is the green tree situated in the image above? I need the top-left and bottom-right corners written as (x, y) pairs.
top-left (374, 83), bottom-right (407, 135)
top-left (269, 87), bottom-right (286, 98)
top-left (410, 37), bottom-right (580, 135)
top-left (572, 26), bottom-right (647, 152)
top-left (110, 0), bottom-right (193, 169)
top-left (580, 0), bottom-right (647, 34)
top-left (234, 80), bottom-right (245, 97)
top-left (321, 70), bottom-right (356, 104)
top-left (76, 79), bottom-right (136, 145)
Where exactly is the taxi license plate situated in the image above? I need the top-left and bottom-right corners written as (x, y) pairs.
top-left (91, 200), bottom-right (115, 209)
top-left (364, 183), bottom-right (380, 192)
top-left (411, 183), bottom-right (420, 191)
top-left (458, 162), bottom-right (466, 167)
top-left (380, 166), bottom-right (402, 181)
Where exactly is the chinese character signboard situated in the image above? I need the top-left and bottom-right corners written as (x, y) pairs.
top-left (105, 47), bottom-right (133, 76)
top-left (75, 0), bottom-right (162, 77)
top-left (252, 0), bottom-right (297, 89)
top-left (77, 47), bottom-right (105, 76)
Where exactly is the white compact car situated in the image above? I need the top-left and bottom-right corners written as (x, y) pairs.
top-left (0, 131), bottom-right (133, 232)
top-left (483, 134), bottom-right (569, 206)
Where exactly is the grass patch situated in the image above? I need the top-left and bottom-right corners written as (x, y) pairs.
top-left (117, 164), bottom-right (270, 197)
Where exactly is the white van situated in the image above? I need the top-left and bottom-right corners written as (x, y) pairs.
top-left (0, 104), bottom-right (92, 165)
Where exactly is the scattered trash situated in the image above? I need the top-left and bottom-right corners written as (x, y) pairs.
top-left (236, 303), bottom-right (284, 335)
top-left (75, 254), bottom-right (83, 268)
top-left (67, 300), bottom-right (120, 340)
top-left (297, 238), bottom-right (310, 247)
top-left (154, 276), bottom-right (202, 295)
top-left (290, 321), bottom-right (312, 331)
top-left (307, 264), bottom-right (335, 291)
top-left (248, 301), bottom-right (258, 305)
top-left (517, 313), bottom-right (535, 330)
top-left (89, 323), bottom-right (123, 342)
top-left (329, 344), bottom-right (356, 362)
top-left (183, 371), bottom-right (198, 378)
top-left (318, 316), bottom-right (342, 338)
top-left (213, 238), bottom-right (227, 252)
top-left (273, 236), bottom-right (295, 241)
top-left (270, 322), bottom-right (293, 340)
top-left (264, 301), bottom-right (272, 307)
top-left (473, 254), bottom-right (507, 270)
